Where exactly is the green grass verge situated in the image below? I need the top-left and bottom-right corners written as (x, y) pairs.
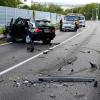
top-left (0, 39), bottom-right (7, 44)
top-left (0, 27), bottom-right (5, 35)
top-left (55, 23), bottom-right (60, 30)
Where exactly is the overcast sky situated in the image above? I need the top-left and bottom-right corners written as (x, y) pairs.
top-left (34, 0), bottom-right (100, 5)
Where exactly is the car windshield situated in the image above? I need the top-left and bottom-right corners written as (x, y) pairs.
top-left (79, 16), bottom-right (85, 20)
top-left (36, 20), bottom-right (51, 26)
top-left (64, 16), bottom-right (78, 21)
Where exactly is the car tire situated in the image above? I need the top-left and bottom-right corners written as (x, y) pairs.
top-left (25, 35), bottom-right (32, 44)
top-left (5, 33), bottom-right (15, 42)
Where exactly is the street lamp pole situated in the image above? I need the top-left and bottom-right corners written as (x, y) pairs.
top-left (98, 4), bottom-right (99, 20)
top-left (92, 9), bottom-right (93, 20)
top-left (96, 4), bottom-right (99, 20)
top-left (96, 8), bottom-right (98, 20)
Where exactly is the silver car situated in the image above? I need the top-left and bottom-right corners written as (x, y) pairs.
top-left (62, 21), bottom-right (76, 31)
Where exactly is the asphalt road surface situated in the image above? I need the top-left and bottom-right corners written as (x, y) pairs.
top-left (0, 21), bottom-right (100, 100)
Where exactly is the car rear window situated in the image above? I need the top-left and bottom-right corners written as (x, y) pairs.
top-left (36, 20), bottom-right (51, 26)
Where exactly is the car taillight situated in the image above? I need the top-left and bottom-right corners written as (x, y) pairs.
top-left (35, 28), bottom-right (42, 33)
top-left (51, 29), bottom-right (55, 33)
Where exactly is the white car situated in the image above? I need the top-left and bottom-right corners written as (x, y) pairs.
top-left (79, 16), bottom-right (86, 27)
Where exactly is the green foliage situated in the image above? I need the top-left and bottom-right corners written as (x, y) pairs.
top-left (0, 0), bottom-right (21, 7)
top-left (64, 3), bottom-right (100, 20)
top-left (0, 27), bottom-right (5, 34)
top-left (31, 3), bottom-right (64, 14)
top-left (47, 4), bottom-right (63, 14)
top-left (64, 9), bottom-right (72, 15)
top-left (1, 0), bottom-right (99, 20)
top-left (0, 40), bottom-right (7, 44)
top-left (31, 3), bottom-right (48, 12)
top-left (20, 5), bottom-right (30, 9)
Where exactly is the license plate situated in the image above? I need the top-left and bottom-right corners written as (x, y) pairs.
top-left (44, 29), bottom-right (50, 33)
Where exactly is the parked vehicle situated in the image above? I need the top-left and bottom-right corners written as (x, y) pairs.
top-left (61, 15), bottom-right (80, 32)
top-left (79, 15), bottom-right (86, 27)
top-left (29, 19), bottom-right (56, 44)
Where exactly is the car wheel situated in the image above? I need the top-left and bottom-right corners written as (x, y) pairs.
top-left (5, 33), bottom-right (15, 42)
top-left (25, 35), bottom-right (32, 44)
top-left (43, 39), bottom-right (51, 44)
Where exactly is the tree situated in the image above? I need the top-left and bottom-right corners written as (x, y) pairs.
top-left (0, 0), bottom-right (21, 7)
top-left (64, 9), bottom-right (72, 15)
top-left (20, 5), bottom-right (30, 9)
top-left (64, 3), bottom-right (100, 20)
top-left (47, 4), bottom-right (64, 14)
top-left (31, 3), bottom-right (47, 12)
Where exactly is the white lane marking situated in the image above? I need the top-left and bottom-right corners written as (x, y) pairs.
top-left (50, 32), bottom-right (81, 50)
top-left (0, 26), bottom-right (90, 76)
top-left (0, 42), bottom-right (12, 46)
top-left (0, 51), bottom-right (43, 76)
top-left (50, 26), bottom-right (90, 50)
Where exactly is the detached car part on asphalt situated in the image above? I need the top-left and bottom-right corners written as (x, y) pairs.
top-left (38, 76), bottom-right (97, 87)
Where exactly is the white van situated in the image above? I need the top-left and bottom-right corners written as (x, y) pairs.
top-left (79, 16), bottom-right (86, 27)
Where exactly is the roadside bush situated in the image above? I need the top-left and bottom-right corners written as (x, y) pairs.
top-left (0, 27), bottom-right (5, 34)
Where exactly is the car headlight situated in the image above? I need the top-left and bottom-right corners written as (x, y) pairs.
top-left (62, 26), bottom-right (65, 28)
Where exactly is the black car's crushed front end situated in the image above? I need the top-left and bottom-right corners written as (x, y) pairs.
top-left (3, 17), bottom-right (33, 43)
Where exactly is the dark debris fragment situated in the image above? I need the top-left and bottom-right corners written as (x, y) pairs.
top-left (50, 94), bottom-right (56, 99)
top-left (94, 81), bottom-right (98, 87)
top-left (71, 69), bottom-right (74, 72)
top-left (57, 67), bottom-right (63, 71)
top-left (89, 62), bottom-right (99, 69)
top-left (43, 50), bottom-right (50, 54)
top-left (87, 51), bottom-right (90, 53)
top-left (67, 56), bottom-right (78, 65)
top-left (13, 80), bottom-right (21, 87)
